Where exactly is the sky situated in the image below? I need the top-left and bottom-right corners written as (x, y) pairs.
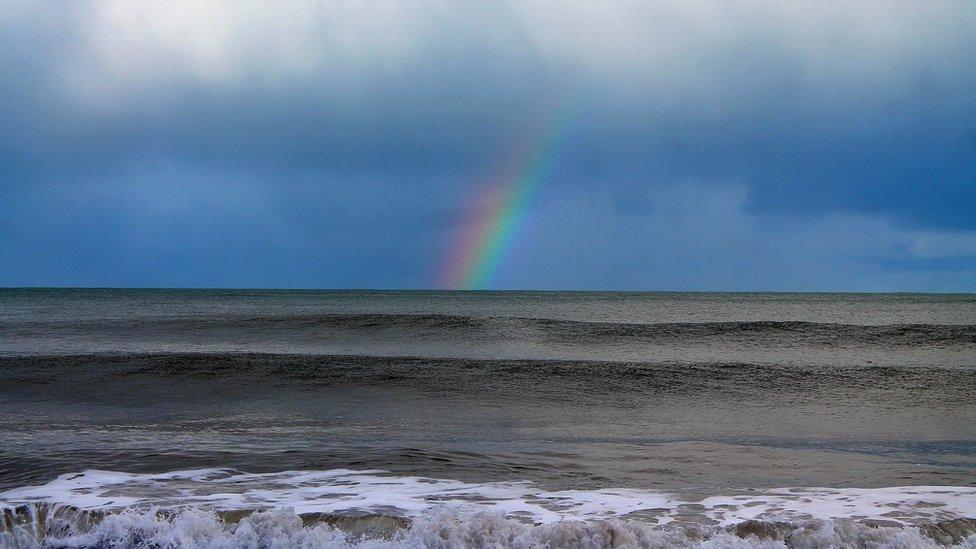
top-left (1, 1), bottom-right (974, 291)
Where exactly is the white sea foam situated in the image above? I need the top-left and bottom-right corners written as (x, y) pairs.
top-left (2, 469), bottom-right (974, 528)
top-left (2, 506), bottom-right (975, 548)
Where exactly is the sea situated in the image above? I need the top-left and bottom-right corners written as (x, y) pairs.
top-left (0, 289), bottom-right (974, 548)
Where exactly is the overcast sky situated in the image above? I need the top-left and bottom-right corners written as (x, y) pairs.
top-left (1, 1), bottom-right (974, 291)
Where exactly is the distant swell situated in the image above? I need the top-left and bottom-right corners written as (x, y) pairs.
top-left (4, 314), bottom-right (975, 346)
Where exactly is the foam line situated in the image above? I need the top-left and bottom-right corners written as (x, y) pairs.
top-left (2, 469), bottom-right (974, 527)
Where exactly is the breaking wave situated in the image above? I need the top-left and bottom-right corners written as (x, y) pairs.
top-left (4, 506), bottom-right (976, 548)
top-left (2, 469), bottom-right (976, 548)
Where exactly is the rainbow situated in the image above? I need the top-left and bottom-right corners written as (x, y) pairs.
top-left (439, 99), bottom-right (580, 290)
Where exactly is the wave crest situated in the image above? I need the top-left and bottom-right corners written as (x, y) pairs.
top-left (3, 505), bottom-right (976, 548)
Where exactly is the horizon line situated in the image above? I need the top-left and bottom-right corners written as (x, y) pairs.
top-left (1, 286), bottom-right (972, 296)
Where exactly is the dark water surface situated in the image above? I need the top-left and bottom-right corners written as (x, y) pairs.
top-left (1, 289), bottom-right (975, 547)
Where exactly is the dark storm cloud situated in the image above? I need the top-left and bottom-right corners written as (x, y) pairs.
top-left (1, 1), bottom-right (974, 288)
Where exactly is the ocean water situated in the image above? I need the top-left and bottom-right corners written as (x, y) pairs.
top-left (1, 289), bottom-right (974, 547)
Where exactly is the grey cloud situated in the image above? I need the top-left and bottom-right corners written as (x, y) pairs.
top-left (2, 1), bottom-right (975, 288)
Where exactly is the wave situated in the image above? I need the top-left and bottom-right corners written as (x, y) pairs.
top-left (3, 352), bottom-right (975, 399)
top-left (3, 506), bottom-right (976, 548)
top-left (4, 314), bottom-right (975, 346)
top-left (2, 469), bottom-right (975, 548)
